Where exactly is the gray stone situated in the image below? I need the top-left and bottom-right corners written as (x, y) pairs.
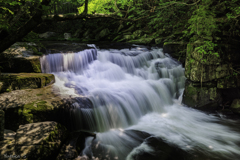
top-left (0, 122), bottom-right (68, 160)
top-left (39, 32), bottom-right (57, 39)
top-left (64, 33), bottom-right (72, 40)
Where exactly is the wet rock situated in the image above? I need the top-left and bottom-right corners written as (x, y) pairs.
top-left (0, 110), bottom-right (4, 141)
top-left (0, 73), bottom-right (55, 93)
top-left (39, 32), bottom-right (57, 39)
top-left (64, 33), bottom-right (72, 40)
top-left (0, 122), bottom-right (68, 160)
top-left (57, 132), bottom-right (80, 160)
top-left (2, 42), bottom-right (36, 57)
top-left (230, 99), bottom-right (240, 114)
top-left (129, 136), bottom-right (191, 160)
top-left (182, 80), bottom-right (221, 110)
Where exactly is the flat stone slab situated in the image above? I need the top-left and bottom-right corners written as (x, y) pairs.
top-left (0, 73), bottom-right (55, 93)
top-left (0, 122), bottom-right (68, 160)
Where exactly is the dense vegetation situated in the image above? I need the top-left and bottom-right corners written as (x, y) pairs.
top-left (0, 0), bottom-right (240, 62)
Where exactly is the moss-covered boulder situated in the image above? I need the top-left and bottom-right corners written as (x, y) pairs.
top-left (0, 85), bottom-right (63, 131)
top-left (182, 80), bottom-right (221, 109)
top-left (0, 122), bottom-right (68, 160)
top-left (183, 42), bottom-right (240, 110)
top-left (0, 73), bottom-right (55, 93)
top-left (0, 110), bottom-right (4, 141)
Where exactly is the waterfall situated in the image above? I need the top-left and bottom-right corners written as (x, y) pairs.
top-left (40, 45), bottom-right (240, 160)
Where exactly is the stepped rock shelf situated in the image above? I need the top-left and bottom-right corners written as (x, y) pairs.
top-left (0, 73), bottom-right (55, 93)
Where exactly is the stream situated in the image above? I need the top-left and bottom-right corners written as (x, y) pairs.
top-left (40, 44), bottom-right (240, 160)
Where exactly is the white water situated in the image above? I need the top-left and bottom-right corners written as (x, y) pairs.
top-left (41, 45), bottom-right (240, 160)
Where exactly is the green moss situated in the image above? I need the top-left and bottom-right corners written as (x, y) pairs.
top-left (36, 94), bottom-right (43, 96)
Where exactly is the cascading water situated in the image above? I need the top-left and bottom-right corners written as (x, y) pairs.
top-left (41, 45), bottom-right (240, 160)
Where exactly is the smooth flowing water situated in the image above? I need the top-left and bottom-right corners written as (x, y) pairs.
top-left (40, 44), bottom-right (240, 160)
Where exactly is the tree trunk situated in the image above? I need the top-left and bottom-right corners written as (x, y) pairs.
top-left (0, 0), bottom-right (51, 54)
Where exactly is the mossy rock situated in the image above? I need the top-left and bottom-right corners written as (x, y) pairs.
top-left (0, 56), bottom-right (41, 73)
top-left (217, 75), bottom-right (240, 89)
top-left (182, 80), bottom-right (221, 110)
top-left (3, 100), bottom-right (59, 131)
top-left (0, 73), bottom-right (55, 93)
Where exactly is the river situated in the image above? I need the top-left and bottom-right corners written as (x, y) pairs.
top-left (40, 44), bottom-right (240, 160)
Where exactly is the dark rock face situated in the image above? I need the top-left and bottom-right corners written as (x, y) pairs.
top-left (0, 73), bottom-right (55, 93)
top-left (1, 56), bottom-right (42, 73)
top-left (132, 136), bottom-right (190, 160)
top-left (182, 80), bottom-right (221, 110)
top-left (183, 42), bottom-right (240, 111)
top-left (163, 42), bottom-right (187, 66)
top-left (0, 121), bottom-right (68, 160)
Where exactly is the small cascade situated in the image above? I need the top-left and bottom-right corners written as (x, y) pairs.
top-left (40, 45), bottom-right (240, 160)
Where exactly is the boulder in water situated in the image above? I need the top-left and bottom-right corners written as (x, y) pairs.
top-left (130, 136), bottom-right (190, 160)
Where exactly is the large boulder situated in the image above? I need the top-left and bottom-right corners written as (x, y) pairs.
top-left (0, 85), bottom-right (63, 131)
top-left (182, 80), bottom-right (221, 110)
top-left (2, 42), bottom-right (37, 57)
top-left (0, 110), bottom-right (4, 141)
top-left (183, 42), bottom-right (240, 109)
top-left (0, 122), bottom-right (68, 160)
top-left (0, 73), bottom-right (55, 93)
